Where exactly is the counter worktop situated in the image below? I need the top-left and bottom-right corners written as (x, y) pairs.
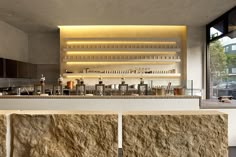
top-left (201, 99), bottom-right (236, 109)
top-left (0, 95), bottom-right (201, 99)
top-left (0, 95), bottom-right (201, 112)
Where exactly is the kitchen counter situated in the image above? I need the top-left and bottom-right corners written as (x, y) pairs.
top-left (0, 110), bottom-right (227, 156)
top-left (122, 111), bottom-right (227, 156)
top-left (0, 95), bottom-right (200, 99)
top-left (200, 99), bottom-right (236, 146)
top-left (0, 95), bottom-right (201, 111)
top-left (201, 99), bottom-right (236, 109)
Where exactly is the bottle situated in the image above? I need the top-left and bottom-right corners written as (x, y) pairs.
top-left (40, 74), bottom-right (45, 85)
top-left (98, 76), bottom-right (103, 84)
top-left (96, 76), bottom-right (104, 96)
top-left (140, 77), bottom-right (144, 84)
top-left (138, 78), bottom-right (147, 95)
top-left (40, 74), bottom-right (46, 94)
top-left (121, 77), bottom-right (125, 84)
top-left (119, 77), bottom-right (128, 95)
top-left (76, 77), bottom-right (85, 95)
top-left (58, 75), bottom-right (63, 85)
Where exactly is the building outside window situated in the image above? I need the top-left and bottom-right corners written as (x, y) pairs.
top-left (207, 6), bottom-right (236, 99)
top-left (209, 37), bottom-right (236, 98)
top-left (232, 45), bottom-right (236, 51)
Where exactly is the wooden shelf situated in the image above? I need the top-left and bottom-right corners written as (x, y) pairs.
top-left (63, 59), bottom-right (181, 65)
top-left (60, 36), bottom-right (183, 81)
top-left (64, 37), bottom-right (180, 42)
top-left (63, 48), bottom-right (181, 52)
top-left (63, 73), bottom-right (181, 78)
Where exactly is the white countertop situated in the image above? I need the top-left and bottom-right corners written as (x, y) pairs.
top-left (201, 99), bottom-right (236, 109)
top-left (0, 95), bottom-right (201, 99)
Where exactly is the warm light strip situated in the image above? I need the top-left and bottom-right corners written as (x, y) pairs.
top-left (66, 51), bottom-right (176, 55)
top-left (58, 25), bottom-right (184, 28)
top-left (66, 62), bottom-right (175, 65)
top-left (66, 41), bottom-right (176, 45)
top-left (64, 75), bottom-right (180, 78)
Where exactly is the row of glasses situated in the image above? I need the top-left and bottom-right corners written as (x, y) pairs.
top-left (64, 55), bottom-right (181, 61)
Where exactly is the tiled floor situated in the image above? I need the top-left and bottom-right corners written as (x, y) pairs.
top-left (229, 147), bottom-right (236, 157)
top-left (118, 148), bottom-right (122, 157)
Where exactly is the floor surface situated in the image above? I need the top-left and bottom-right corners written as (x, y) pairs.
top-left (229, 147), bottom-right (236, 157)
top-left (118, 147), bottom-right (236, 157)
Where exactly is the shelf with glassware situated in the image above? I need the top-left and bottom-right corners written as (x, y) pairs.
top-left (62, 55), bottom-right (181, 78)
top-left (63, 37), bottom-right (180, 48)
top-left (62, 55), bottom-right (181, 63)
top-left (62, 37), bottom-right (181, 54)
top-left (63, 47), bottom-right (181, 52)
top-left (62, 54), bottom-right (181, 79)
top-left (62, 73), bottom-right (181, 79)
top-left (61, 38), bottom-right (182, 79)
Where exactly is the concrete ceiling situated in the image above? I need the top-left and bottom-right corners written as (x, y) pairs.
top-left (0, 0), bottom-right (235, 33)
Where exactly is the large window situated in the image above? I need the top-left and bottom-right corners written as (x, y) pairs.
top-left (207, 6), bottom-right (236, 99)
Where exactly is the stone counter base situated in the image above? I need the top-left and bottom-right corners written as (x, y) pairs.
top-left (0, 111), bottom-right (228, 157)
top-left (0, 115), bottom-right (6, 157)
top-left (0, 112), bottom-right (118, 157)
top-left (123, 111), bottom-right (228, 157)
top-left (11, 114), bottom-right (118, 157)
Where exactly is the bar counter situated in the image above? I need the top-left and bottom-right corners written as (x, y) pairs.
top-left (0, 95), bottom-right (201, 111)
top-left (0, 95), bottom-right (201, 99)
top-left (0, 110), bottom-right (227, 157)
top-left (201, 99), bottom-right (236, 109)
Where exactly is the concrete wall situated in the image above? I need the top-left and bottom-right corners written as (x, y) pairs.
top-left (187, 26), bottom-right (205, 95)
top-left (29, 32), bottom-right (59, 64)
top-left (29, 32), bottom-right (60, 83)
top-left (29, 26), bottom-right (206, 94)
top-left (0, 20), bottom-right (28, 62)
top-left (0, 22), bottom-right (206, 96)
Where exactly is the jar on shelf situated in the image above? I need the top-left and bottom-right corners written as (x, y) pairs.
top-left (119, 78), bottom-right (128, 95)
top-left (76, 78), bottom-right (86, 96)
top-left (138, 78), bottom-right (147, 95)
top-left (95, 76), bottom-right (105, 96)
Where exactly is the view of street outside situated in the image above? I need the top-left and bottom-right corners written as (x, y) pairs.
top-left (210, 28), bottom-right (236, 98)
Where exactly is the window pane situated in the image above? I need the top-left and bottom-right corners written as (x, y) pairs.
top-left (210, 27), bottom-right (223, 39)
top-left (209, 36), bottom-right (236, 99)
top-left (210, 20), bottom-right (226, 40)
top-left (228, 9), bottom-right (236, 32)
top-left (232, 45), bottom-right (236, 51)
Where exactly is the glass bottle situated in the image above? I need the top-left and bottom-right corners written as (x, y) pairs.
top-left (119, 77), bottom-right (128, 95)
top-left (138, 78), bottom-right (147, 95)
top-left (95, 76), bottom-right (105, 96)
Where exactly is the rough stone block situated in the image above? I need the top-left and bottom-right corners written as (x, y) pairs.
top-left (0, 115), bottom-right (6, 157)
top-left (123, 111), bottom-right (228, 157)
top-left (11, 113), bottom-right (118, 157)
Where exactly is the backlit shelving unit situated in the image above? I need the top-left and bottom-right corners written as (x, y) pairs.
top-left (59, 26), bottom-right (186, 86)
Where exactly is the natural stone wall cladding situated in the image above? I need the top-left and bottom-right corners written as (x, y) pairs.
top-left (0, 115), bottom-right (6, 157)
top-left (123, 114), bottom-right (228, 157)
top-left (11, 114), bottom-right (118, 157)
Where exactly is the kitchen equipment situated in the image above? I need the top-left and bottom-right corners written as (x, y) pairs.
top-left (156, 88), bottom-right (165, 95)
top-left (76, 78), bottom-right (86, 95)
top-left (138, 78), bottom-right (148, 95)
top-left (119, 78), bottom-right (128, 95)
top-left (95, 77), bottom-right (105, 96)
top-left (67, 81), bottom-right (74, 89)
top-left (166, 82), bottom-right (171, 94)
top-left (174, 87), bottom-right (185, 95)
top-left (58, 75), bottom-right (63, 85)
top-left (40, 74), bottom-right (45, 85)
